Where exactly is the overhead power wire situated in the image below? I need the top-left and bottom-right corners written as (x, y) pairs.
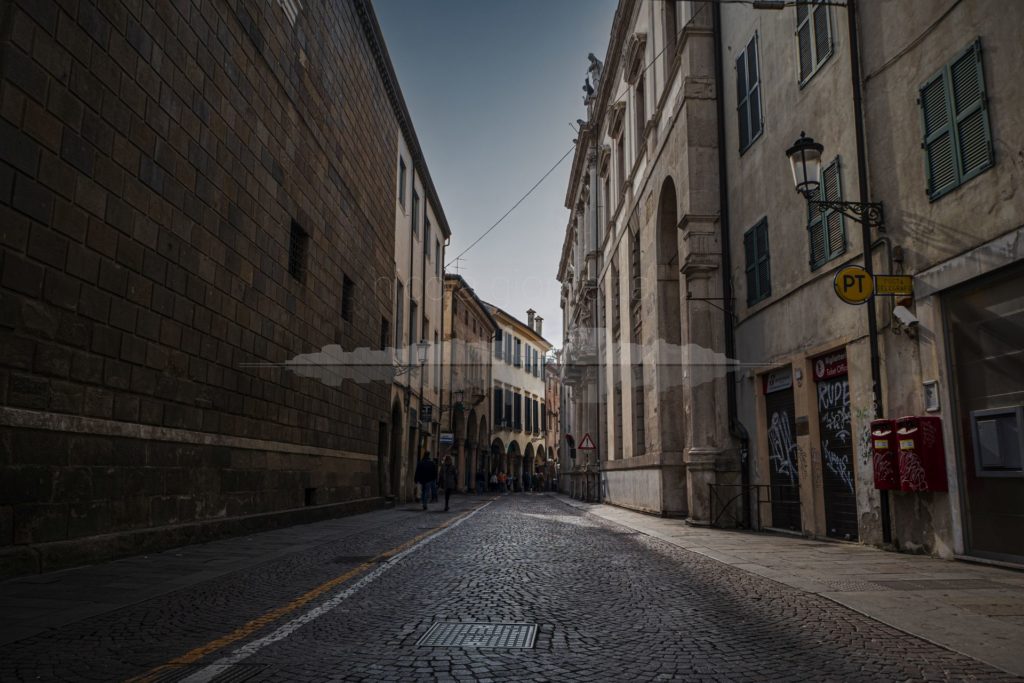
top-left (447, 0), bottom-right (793, 266)
top-left (445, 145), bottom-right (575, 267)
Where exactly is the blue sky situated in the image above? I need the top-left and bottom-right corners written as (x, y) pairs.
top-left (374, 0), bottom-right (618, 345)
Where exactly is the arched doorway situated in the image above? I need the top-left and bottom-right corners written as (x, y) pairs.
top-left (465, 409), bottom-right (478, 491)
top-left (389, 399), bottom-right (404, 499)
top-left (451, 407), bottom-right (466, 486)
top-left (507, 441), bottom-right (521, 491)
top-left (657, 176), bottom-right (683, 456)
top-left (490, 437), bottom-right (505, 488)
top-left (479, 415), bottom-right (489, 487)
top-left (524, 443), bottom-right (535, 491)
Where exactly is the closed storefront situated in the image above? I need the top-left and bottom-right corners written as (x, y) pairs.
top-left (763, 368), bottom-right (801, 530)
top-left (814, 351), bottom-right (858, 541)
top-left (946, 265), bottom-right (1024, 564)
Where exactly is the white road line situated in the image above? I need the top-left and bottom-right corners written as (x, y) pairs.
top-left (179, 502), bottom-right (492, 683)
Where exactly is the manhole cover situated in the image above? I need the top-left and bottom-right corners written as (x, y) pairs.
top-left (417, 622), bottom-right (537, 649)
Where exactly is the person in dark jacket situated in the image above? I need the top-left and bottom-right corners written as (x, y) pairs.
top-left (414, 453), bottom-right (437, 510)
top-left (441, 455), bottom-right (458, 511)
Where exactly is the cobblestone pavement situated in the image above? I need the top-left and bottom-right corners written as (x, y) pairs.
top-left (0, 494), bottom-right (1018, 682)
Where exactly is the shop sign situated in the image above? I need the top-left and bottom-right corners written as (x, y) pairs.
top-left (833, 265), bottom-right (873, 304)
top-left (874, 275), bottom-right (914, 296)
top-left (440, 432), bottom-right (454, 445)
top-left (763, 368), bottom-right (793, 394)
top-left (813, 351), bottom-right (848, 381)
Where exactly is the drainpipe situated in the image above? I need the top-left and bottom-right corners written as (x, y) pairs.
top-left (847, 0), bottom-right (892, 544)
top-left (712, 1), bottom-right (751, 528)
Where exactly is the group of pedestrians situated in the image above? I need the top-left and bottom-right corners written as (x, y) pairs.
top-left (413, 452), bottom-right (458, 512)
top-left (414, 452), bottom-right (558, 510)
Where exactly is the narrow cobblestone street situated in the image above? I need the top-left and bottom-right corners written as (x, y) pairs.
top-left (1, 495), bottom-right (1018, 682)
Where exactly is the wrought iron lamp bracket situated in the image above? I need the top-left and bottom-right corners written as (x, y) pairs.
top-left (809, 200), bottom-right (885, 229)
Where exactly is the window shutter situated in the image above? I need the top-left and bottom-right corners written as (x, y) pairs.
top-left (747, 36), bottom-right (762, 140)
top-left (920, 72), bottom-right (957, 197)
top-left (736, 51), bottom-right (749, 150)
top-left (797, 11), bottom-right (813, 82)
top-left (822, 160), bottom-right (845, 259)
top-left (813, 4), bottom-right (831, 65)
top-left (807, 195), bottom-right (826, 270)
top-left (950, 41), bottom-right (992, 180)
top-left (756, 221), bottom-right (771, 299)
top-left (495, 388), bottom-right (503, 424)
top-left (744, 229), bottom-right (757, 304)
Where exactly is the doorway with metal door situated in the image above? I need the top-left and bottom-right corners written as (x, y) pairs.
top-left (814, 350), bottom-right (858, 541)
top-left (763, 368), bottom-right (801, 530)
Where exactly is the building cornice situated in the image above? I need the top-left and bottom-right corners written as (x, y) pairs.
top-left (354, 0), bottom-right (452, 239)
top-left (444, 274), bottom-right (500, 334)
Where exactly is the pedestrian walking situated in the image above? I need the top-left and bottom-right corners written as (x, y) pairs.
top-left (414, 453), bottom-right (437, 511)
top-left (490, 472), bottom-right (498, 492)
top-left (441, 455), bottom-right (457, 511)
top-left (476, 469), bottom-right (485, 495)
top-left (430, 454), bottom-right (440, 502)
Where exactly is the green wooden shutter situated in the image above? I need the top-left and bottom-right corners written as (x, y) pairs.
top-left (747, 36), bottom-right (761, 141)
top-left (808, 158), bottom-right (843, 269)
top-left (920, 71), bottom-right (957, 197)
top-left (822, 159), bottom-right (845, 259)
top-left (807, 199), bottom-right (826, 270)
top-left (813, 4), bottom-right (831, 66)
top-left (744, 228), bottom-right (757, 304)
top-left (796, 6), bottom-right (812, 82)
top-left (756, 220), bottom-right (771, 299)
top-left (950, 40), bottom-right (992, 182)
top-left (736, 51), bottom-right (749, 150)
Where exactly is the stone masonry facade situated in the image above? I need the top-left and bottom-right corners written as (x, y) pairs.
top-left (0, 0), bottom-right (399, 575)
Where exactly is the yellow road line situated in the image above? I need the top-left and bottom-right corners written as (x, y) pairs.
top-left (126, 501), bottom-right (493, 683)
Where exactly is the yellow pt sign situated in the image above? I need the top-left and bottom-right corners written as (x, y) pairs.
top-left (833, 265), bottom-right (873, 304)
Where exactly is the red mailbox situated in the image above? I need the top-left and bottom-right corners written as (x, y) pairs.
top-left (896, 416), bottom-right (948, 492)
top-left (870, 419), bottom-right (900, 490)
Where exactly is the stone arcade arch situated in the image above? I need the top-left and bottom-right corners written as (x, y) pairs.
top-left (389, 399), bottom-right (404, 500)
top-left (465, 409), bottom-right (478, 491)
top-left (656, 175), bottom-right (684, 457)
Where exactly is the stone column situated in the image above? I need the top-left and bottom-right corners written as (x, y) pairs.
top-left (680, 222), bottom-right (726, 525)
top-left (467, 442), bottom-right (476, 493)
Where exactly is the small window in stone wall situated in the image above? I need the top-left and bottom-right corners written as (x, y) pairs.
top-left (341, 274), bottom-right (354, 321)
top-left (289, 220), bottom-right (308, 281)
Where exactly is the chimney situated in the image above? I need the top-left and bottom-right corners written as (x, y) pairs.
top-left (534, 316), bottom-right (543, 336)
top-left (526, 308), bottom-right (536, 329)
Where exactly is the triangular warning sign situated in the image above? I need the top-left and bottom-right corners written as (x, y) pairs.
top-left (578, 433), bottom-right (596, 450)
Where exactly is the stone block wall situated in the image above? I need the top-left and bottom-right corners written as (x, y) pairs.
top-left (0, 0), bottom-right (398, 571)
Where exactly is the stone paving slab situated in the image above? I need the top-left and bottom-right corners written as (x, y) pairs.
top-left (559, 496), bottom-right (1024, 677)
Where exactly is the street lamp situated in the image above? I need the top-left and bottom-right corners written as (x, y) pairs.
top-left (785, 132), bottom-right (885, 228)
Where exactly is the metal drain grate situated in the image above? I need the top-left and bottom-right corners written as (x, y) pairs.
top-left (417, 622), bottom-right (537, 649)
